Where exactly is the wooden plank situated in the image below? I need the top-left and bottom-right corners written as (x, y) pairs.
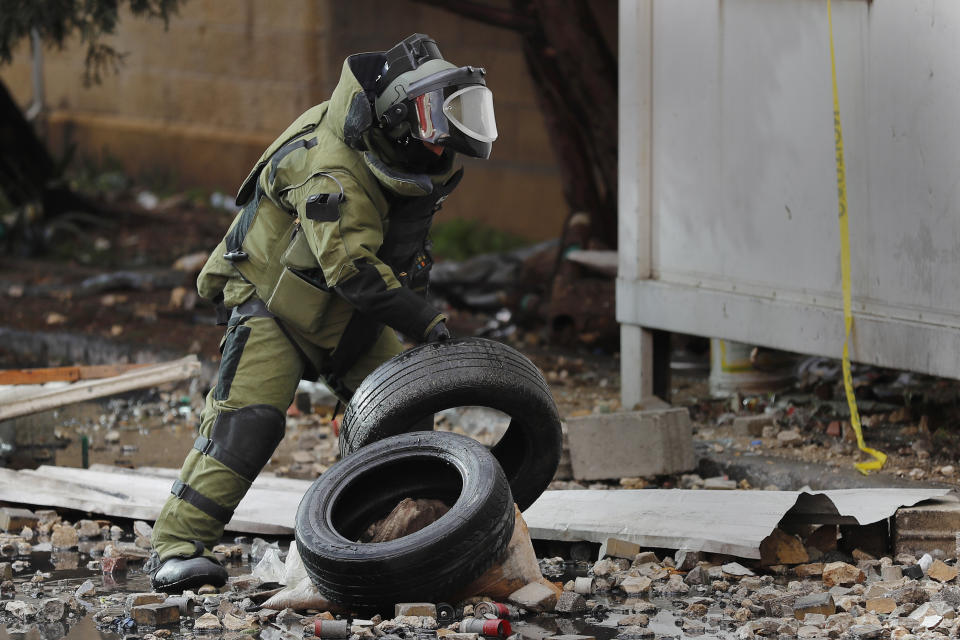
top-left (0, 363), bottom-right (152, 385)
top-left (0, 356), bottom-right (201, 421)
top-left (0, 465), bottom-right (306, 535)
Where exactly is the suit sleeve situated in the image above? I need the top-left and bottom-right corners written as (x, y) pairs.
top-left (283, 173), bottom-right (445, 340)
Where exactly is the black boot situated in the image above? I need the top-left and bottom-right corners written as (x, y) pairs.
top-left (147, 541), bottom-right (228, 593)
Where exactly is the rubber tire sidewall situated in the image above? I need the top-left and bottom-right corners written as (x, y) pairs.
top-left (340, 337), bottom-right (561, 511)
top-left (295, 431), bottom-right (515, 613)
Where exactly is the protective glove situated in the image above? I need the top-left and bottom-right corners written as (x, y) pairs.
top-left (425, 321), bottom-right (450, 343)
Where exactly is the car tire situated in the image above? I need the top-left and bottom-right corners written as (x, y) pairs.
top-left (295, 431), bottom-right (515, 613)
top-left (339, 337), bottom-right (561, 511)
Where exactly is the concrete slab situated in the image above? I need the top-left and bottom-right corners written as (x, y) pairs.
top-left (566, 408), bottom-right (694, 480)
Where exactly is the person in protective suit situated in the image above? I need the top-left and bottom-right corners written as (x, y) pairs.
top-left (146, 33), bottom-right (498, 592)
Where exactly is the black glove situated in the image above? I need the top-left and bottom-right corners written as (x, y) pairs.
top-left (425, 321), bottom-right (450, 343)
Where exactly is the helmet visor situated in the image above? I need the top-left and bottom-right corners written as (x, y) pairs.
top-left (442, 85), bottom-right (498, 143)
top-left (408, 85), bottom-right (497, 158)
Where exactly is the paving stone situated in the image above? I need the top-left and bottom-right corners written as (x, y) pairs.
top-left (793, 593), bottom-right (836, 620)
top-left (566, 409), bottom-right (694, 480)
top-left (131, 602), bottom-right (180, 627)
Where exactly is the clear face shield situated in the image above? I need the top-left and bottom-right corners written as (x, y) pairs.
top-left (409, 84), bottom-right (498, 159)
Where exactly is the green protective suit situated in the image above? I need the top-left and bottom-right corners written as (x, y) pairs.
top-left (152, 53), bottom-right (462, 561)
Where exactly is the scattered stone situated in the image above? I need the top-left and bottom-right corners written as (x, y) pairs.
top-left (76, 520), bottom-right (102, 539)
top-left (600, 539), bottom-right (641, 560)
top-left (902, 564), bottom-right (924, 580)
top-left (880, 565), bottom-right (903, 582)
top-left (760, 528), bottom-right (809, 566)
top-left (892, 584), bottom-right (929, 605)
top-left (686, 602), bottom-right (708, 617)
top-left (555, 591), bottom-right (587, 614)
top-left (75, 579), bottom-right (95, 598)
top-left (51, 525), bottom-right (79, 549)
top-left (632, 551), bottom-right (658, 565)
top-left (662, 574), bottom-right (688, 594)
top-left (6, 600), bottom-right (38, 620)
top-left (846, 624), bottom-right (883, 639)
top-left (927, 559), bottom-right (958, 583)
top-left (0, 563), bottom-right (11, 581)
top-left (127, 592), bottom-right (166, 608)
top-left (0, 508), bottom-right (38, 532)
top-left (132, 602), bottom-right (181, 627)
top-left (102, 556), bottom-right (127, 574)
top-left (703, 477), bottom-right (737, 490)
top-left (732, 414), bottom-right (774, 437)
top-left (822, 562), bottom-right (865, 587)
top-left (795, 563), bottom-right (824, 578)
top-left (592, 558), bottom-right (619, 577)
top-left (793, 592), bottom-right (835, 620)
top-left (395, 603), bottom-right (437, 618)
top-left (620, 576), bottom-right (652, 594)
top-left (685, 566), bottom-right (706, 585)
top-left (777, 429), bottom-right (803, 445)
top-left (222, 613), bottom-right (256, 631)
top-left (721, 562), bottom-right (756, 577)
top-left (673, 550), bottom-right (701, 571)
top-left (617, 614), bottom-right (649, 627)
top-left (509, 581), bottom-right (559, 613)
top-left (36, 510), bottom-right (59, 526)
top-left (40, 598), bottom-right (66, 621)
top-left (864, 598), bottom-right (896, 614)
top-left (193, 612), bottom-right (222, 631)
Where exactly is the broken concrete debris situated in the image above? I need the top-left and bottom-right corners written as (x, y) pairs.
top-left (565, 408), bottom-right (694, 480)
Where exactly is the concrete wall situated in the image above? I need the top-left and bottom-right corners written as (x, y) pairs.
top-left (1, 0), bottom-right (566, 240)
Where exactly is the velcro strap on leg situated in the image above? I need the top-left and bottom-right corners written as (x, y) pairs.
top-left (193, 435), bottom-right (260, 482)
top-left (171, 480), bottom-right (234, 525)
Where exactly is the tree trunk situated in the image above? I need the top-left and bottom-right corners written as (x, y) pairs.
top-left (0, 77), bottom-right (55, 207)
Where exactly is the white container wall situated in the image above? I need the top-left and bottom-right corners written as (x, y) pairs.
top-left (618, 0), bottom-right (960, 407)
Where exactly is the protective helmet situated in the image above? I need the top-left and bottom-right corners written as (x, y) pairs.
top-left (375, 34), bottom-right (498, 159)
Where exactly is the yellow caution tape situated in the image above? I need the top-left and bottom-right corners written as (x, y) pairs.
top-left (827, 0), bottom-right (886, 474)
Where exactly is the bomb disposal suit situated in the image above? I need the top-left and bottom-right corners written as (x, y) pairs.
top-left (147, 34), bottom-right (498, 592)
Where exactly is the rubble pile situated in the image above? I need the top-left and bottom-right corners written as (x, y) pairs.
top-left (0, 499), bottom-right (959, 640)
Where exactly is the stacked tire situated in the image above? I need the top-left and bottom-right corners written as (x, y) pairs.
top-left (295, 338), bottom-right (562, 613)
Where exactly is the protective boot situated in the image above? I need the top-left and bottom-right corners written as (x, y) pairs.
top-left (147, 541), bottom-right (228, 593)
